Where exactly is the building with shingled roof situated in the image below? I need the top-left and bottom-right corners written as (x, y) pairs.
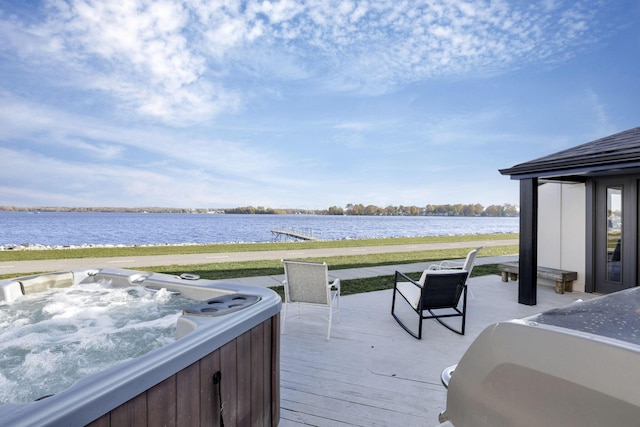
top-left (500, 126), bottom-right (640, 304)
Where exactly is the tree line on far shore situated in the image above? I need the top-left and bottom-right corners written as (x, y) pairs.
top-left (217, 203), bottom-right (518, 216)
top-left (0, 203), bottom-right (519, 217)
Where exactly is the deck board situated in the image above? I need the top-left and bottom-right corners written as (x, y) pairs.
top-left (278, 275), bottom-right (594, 426)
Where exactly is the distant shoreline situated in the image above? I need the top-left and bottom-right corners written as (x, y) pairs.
top-left (0, 242), bottom-right (218, 251)
top-left (0, 204), bottom-right (519, 217)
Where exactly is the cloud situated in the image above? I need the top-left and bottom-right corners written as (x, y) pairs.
top-left (0, 0), bottom-right (610, 124)
top-left (333, 121), bottom-right (375, 131)
top-left (1, 1), bottom-right (238, 125)
top-left (0, 92), bottom-right (285, 186)
top-left (585, 88), bottom-right (615, 136)
top-left (243, 0), bottom-right (604, 92)
top-left (0, 143), bottom-right (291, 208)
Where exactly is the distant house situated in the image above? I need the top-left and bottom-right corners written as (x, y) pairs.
top-left (500, 126), bottom-right (640, 305)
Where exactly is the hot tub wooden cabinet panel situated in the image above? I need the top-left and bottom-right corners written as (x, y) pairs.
top-left (86, 314), bottom-right (280, 427)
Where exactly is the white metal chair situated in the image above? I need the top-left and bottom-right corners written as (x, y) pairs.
top-left (429, 246), bottom-right (483, 274)
top-left (428, 246), bottom-right (483, 298)
top-left (281, 260), bottom-right (341, 340)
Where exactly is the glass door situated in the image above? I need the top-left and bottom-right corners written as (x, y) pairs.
top-left (593, 177), bottom-right (637, 294)
top-left (606, 187), bottom-right (622, 283)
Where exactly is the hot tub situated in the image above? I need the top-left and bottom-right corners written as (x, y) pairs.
top-left (0, 267), bottom-right (281, 426)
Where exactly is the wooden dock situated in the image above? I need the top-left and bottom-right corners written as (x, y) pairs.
top-left (271, 228), bottom-right (318, 241)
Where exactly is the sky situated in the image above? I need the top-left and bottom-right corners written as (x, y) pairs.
top-left (1, 0), bottom-right (639, 210)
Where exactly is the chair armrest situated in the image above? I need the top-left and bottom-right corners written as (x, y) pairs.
top-left (329, 278), bottom-right (340, 290)
top-left (438, 260), bottom-right (465, 269)
top-left (394, 271), bottom-right (422, 288)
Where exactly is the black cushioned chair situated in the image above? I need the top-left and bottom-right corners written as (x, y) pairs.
top-left (391, 269), bottom-right (468, 339)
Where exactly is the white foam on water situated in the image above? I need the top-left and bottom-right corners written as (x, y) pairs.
top-left (0, 281), bottom-right (195, 404)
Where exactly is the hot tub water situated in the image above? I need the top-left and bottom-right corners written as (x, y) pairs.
top-left (0, 267), bottom-right (281, 426)
top-left (0, 281), bottom-right (196, 404)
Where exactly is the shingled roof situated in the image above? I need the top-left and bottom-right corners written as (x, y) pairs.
top-left (499, 126), bottom-right (640, 180)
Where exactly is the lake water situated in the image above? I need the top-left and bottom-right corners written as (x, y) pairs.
top-left (0, 212), bottom-right (519, 247)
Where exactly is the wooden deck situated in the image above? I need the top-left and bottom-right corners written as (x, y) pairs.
top-left (278, 275), bottom-right (593, 426)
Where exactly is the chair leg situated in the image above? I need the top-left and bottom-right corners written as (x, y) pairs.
top-left (430, 310), bottom-right (465, 335)
top-left (281, 303), bottom-right (288, 335)
top-left (391, 287), bottom-right (422, 339)
top-left (429, 287), bottom-right (467, 335)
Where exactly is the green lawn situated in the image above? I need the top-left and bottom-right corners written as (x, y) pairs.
top-left (0, 233), bottom-right (517, 262)
top-left (0, 235), bottom-right (515, 296)
top-left (271, 263), bottom-right (502, 299)
top-left (142, 245), bottom-right (513, 280)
